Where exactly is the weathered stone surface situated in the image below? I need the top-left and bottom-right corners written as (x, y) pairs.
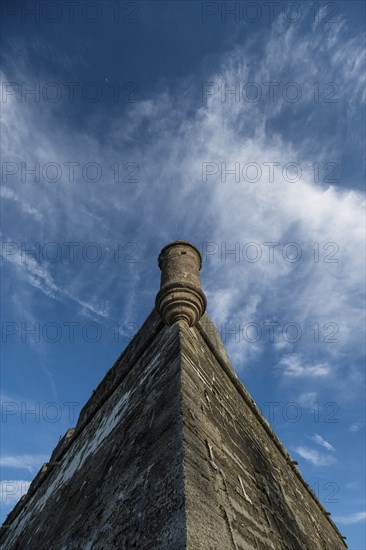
top-left (182, 319), bottom-right (346, 549)
top-left (1, 321), bottom-right (186, 549)
top-left (1, 241), bottom-right (347, 549)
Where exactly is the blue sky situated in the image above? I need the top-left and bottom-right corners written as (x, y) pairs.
top-left (1, 0), bottom-right (365, 546)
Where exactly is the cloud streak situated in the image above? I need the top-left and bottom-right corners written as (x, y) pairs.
top-left (294, 446), bottom-right (336, 467)
top-left (276, 355), bottom-right (330, 378)
top-left (0, 455), bottom-right (48, 474)
top-left (309, 433), bottom-right (335, 452)
top-left (333, 512), bottom-right (366, 525)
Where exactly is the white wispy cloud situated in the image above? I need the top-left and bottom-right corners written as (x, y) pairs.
top-left (297, 392), bottom-right (318, 407)
top-left (350, 422), bottom-right (364, 433)
top-left (0, 454), bottom-right (48, 474)
top-left (294, 446), bottom-right (336, 467)
top-left (1, 246), bottom-right (109, 318)
top-left (333, 512), bottom-right (366, 525)
top-left (309, 433), bottom-right (335, 452)
top-left (276, 355), bottom-right (330, 378)
top-left (0, 186), bottom-right (43, 221)
top-left (1, 12), bottom-right (365, 390)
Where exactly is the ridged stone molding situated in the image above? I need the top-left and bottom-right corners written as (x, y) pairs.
top-left (155, 241), bottom-right (207, 327)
